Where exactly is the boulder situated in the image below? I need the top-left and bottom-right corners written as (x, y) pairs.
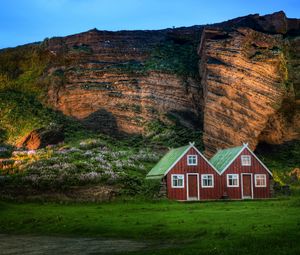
top-left (17, 126), bottom-right (64, 150)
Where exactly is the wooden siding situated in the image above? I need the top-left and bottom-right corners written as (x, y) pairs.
top-left (166, 147), bottom-right (222, 200)
top-left (221, 148), bottom-right (271, 199)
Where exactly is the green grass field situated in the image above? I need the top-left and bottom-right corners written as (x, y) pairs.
top-left (1, 194), bottom-right (300, 255)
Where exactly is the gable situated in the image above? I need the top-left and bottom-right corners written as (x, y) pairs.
top-left (222, 147), bottom-right (273, 176)
top-left (171, 147), bottom-right (203, 169)
top-left (164, 146), bottom-right (220, 176)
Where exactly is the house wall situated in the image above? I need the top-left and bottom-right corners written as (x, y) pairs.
top-left (221, 148), bottom-right (272, 199)
top-left (166, 147), bottom-right (222, 200)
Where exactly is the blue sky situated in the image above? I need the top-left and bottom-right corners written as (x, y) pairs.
top-left (0, 0), bottom-right (299, 49)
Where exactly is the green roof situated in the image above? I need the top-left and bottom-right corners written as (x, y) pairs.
top-left (209, 146), bottom-right (244, 173)
top-left (146, 145), bottom-right (190, 179)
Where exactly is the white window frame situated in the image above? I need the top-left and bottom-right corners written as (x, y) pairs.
top-left (171, 174), bottom-right (185, 188)
top-left (187, 155), bottom-right (198, 166)
top-left (255, 174), bottom-right (267, 187)
top-left (227, 174), bottom-right (239, 187)
top-left (241, 155), bottom-right (251, 166)
top-left (201, 174), bottom-right (214, 188)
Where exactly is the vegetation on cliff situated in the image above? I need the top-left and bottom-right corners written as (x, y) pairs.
top-left (0, 44), bottom-right (58, 144)
top-left (0, 44), bottom-right (51, 96)
top-left (144, 39), bottom-right (200, 78)
top-left (0, 90), bottom-right (68, 144)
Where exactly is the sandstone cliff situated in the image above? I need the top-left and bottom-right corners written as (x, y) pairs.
top-left (44, 28), bottom-right (203, 134)
top-left (199, 11), bottom-right (300, 156)
top-left (0, 11), bottom-right (299, 155)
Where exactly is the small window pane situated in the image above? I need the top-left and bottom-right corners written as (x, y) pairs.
top-left (172, 175), bottom-right (184, 188)
top-left (177, 176), bottom-right (183, 186)
top-left (172, 178), bottom-right (177, 187)
top-left (187, 155), bottom-right (197, 165)
top-left (241, 155), bottom-right (251, 166)
top-left (202, 174), bottom-right (213, 187)
top-left (255, 174), bottom-right (266, 187)
top-left (227, 174), bottom-right (239, 187)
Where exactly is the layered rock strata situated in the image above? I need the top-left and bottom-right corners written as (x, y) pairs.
top-left (198, 28), bottom-right (299, 156)
top-left (44, 28), bottom-right (203, 134)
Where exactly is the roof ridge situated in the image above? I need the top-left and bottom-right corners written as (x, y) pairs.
top-left (215, 145), bottom-right (244, 152)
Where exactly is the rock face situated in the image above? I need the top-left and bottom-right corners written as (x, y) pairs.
top-left (44, 28), bottom-right (203, 134)
top-left (214, 11), bottom-right (300, 35)
top-left (16, 127), bottom-right (64, 150)
top-left (199, 27), bottom-right (286, 155)
top-left (0, 11), bottom-right (299, 154)
top-left (198, 12), bottom-right (300, 156)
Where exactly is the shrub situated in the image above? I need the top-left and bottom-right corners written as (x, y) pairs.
top-left (119, 175), bottom-right (144, 196)
top-left (140, 179), bottom-right (162, 198)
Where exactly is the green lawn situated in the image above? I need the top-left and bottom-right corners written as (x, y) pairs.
top-left (1, 196), bottom-right (300, 255)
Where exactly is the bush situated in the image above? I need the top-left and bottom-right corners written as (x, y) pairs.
top-left (119, 175), bottom-right (144, 196)
top-left (140, 179), bottom-right (162, 198)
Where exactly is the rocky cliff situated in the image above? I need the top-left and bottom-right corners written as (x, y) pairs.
top-left (44, 28), bottom-right (203, 134)
top-left (199, 11), bottom-right (300, 156)
top-left (0, 11), bottom-right (299, 155)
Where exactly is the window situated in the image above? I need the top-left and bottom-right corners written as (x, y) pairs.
top-left (227, 174), bottom-right (239, 187)
top-left (201, 174), bottom-right (214, 188)
top-left (241, 155), bottom-right (251, 166)
top-left (171, 174), bottom-right (184, 188)
top-left (187, 155), bottom-right (197, 166)
top-left (255, 174), bottom-right (266, 187)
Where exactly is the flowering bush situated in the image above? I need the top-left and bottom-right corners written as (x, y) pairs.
top-left (129, 149), bottom-right (160, 162)
top-left (2, 132), bottom-right (162, 193)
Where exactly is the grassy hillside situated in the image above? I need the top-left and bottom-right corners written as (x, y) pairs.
top-left (0, 44), bottom-right (56, 144)
top-left (0, 90), bottom-right (68, 144)
top-left (0, 114), bottom-right (203, 197)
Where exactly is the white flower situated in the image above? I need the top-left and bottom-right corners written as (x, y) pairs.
top-left (27, 150), bottom-right (36, 156)
top-left (83, 150), bottom-right (94, 156)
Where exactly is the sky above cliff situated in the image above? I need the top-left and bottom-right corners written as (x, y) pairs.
top-left (0, 0), bottom-right (299, 49)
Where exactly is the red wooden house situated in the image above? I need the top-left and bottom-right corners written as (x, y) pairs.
top-left (146, 143), bottom-right (273, 201)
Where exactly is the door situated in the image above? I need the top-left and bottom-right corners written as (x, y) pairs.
top-left (242, 174), bottom-right (252, 199)
top-left (188, 174), bottom-right (198, 200)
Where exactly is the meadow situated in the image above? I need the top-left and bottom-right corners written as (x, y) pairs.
top-left (1, 192), bottom-right (300, 255)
